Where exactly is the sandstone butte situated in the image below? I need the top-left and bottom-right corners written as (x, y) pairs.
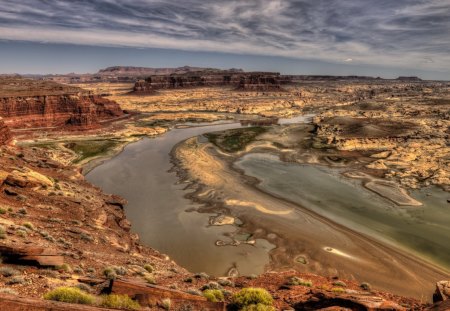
top-left (0, 77), bottom-right (123, 130)
top-left (0, 75), bottom-right (449, 311)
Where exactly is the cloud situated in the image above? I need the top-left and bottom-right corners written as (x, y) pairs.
top-left (0, 0), bottom-right (449, 72)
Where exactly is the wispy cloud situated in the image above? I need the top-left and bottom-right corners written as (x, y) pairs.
top-left (0, 0), bottom-right (449, 72)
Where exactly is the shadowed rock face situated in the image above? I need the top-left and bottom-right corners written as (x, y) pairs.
top-left (132, 71), bottom-right (289, 93)
top-left (0, 77), bottom-right (123, 129)
top-left (0, 118), bottom-right (11, 144)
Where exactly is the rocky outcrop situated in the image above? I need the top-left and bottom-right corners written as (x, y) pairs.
top-left (0, 77), bottom-right (123, 129)
top-left (236, 73), bottom-right (284, 91)
top-left (132, 71), bottom-right (290, 93)
top-left (0, 117), bottom-right (11, 144)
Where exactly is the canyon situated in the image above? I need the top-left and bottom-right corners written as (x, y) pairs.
top-left (0, 72), bottom-right (449, 310)
top-left (0, 77), bottom-right (123, 130)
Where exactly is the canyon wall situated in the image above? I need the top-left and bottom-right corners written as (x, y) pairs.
top-left (0, 78), bottom-right (123, 129)
top-left (132, 72), bottom-right (289, 93)
top-left (0, 118), bottom-right (11, 144)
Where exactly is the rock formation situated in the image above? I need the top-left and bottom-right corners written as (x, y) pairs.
top-left (131, 71), bottom-right (289, 93)
top-left (0, 117), bottom-right (11, 144)
top-left (0, 77), bottom-right (123, 129)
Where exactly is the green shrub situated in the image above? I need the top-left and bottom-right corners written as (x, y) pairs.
top-left (101, 294), bottom-right (140, 310)
top-left (332, 281), bottom-right (347, 287)
top-left (161, 298), bottom-right (171, 310)
top-left (143, 264), bottom-right (153, 273)
top-left (331, 287), bottom-right (346, 294)
top-left (0, 207), bottom-right (6, 214)
top-left (15, 229), bottom-right (27, 238)
top-left (286, 276), bottom-right (312, 287)
top-left (201, 281), bottom-right (222, 291)
top-left (0, 266), bottom-right (20, 277)
top-left (143, 274), bottom-right (156, 284)
top-left (23, 222), bottom-right (34, 230)
top-left (203, 289), bottom-right (224, 302)
top-left (103, 267), bottom-right (118, 280)
top-left (360, 282), bottom-right (372, 291)
top-left (241, 304), bottom-right (276, 311)
top-left (232, 288), bottom-right (273, 308)
top-left (44, 287), bottom-right (95, 305)
top-left (57, 264), bottom-right (71, 273)
top-left (218, 279), bottom-right (234, 287)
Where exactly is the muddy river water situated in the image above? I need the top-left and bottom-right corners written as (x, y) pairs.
top-left (86, 115), bottom-right (449, 282)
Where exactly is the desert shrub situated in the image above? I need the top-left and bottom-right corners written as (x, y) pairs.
top-left (23, 222), bottom-right (34, 230)
top-left (203, 289), bottom-right (224, 302)
top-left (143, 264), bottom-right (153, 273)
top-left (360, 282), bottom-right (372, 291)
top-left (241, 304), bottom-right (275, 311)
top-left (18, 208), bottom-right (27, 215)
top-left (101, 294), bottom-right (140, 310)
top-left (331, 287), bottom-right (346, 294)
top-left (114, 266), bottom-right (128, 276)
top-left (44, 287), bottom-right (95, 305)
top-left (161, 298), bottom-right (171, 310)
top-left (201, 281), bottom-right (222, 291)
top-left (231, 288), bottom-right (273, 308)
top-left (75, 283), bottom-right (92, 293)
top-left (87, 267), bottom-right (96, 273)
top-left (0, 207), bottom-right (6, 214)
top-left (246, 274), bottom-right (258, 280)
top-left (286, 276), bottom-right (312, 287)
top-left (57, 263), bottom-right (71, 273)
top-left (80, 232), bottom-right (94, 242)
top-left (332, 281), bottom-right (347, 287)
top-left (193, 272), bottom-right (209, 280)
top-left (186, 289), bottom-right (202, 296)
top-left (16, 229), bottom-right (27, 238)
top-left (0, 288), bottom-right (18, 295)
top-left (6, 276), bottom-right (26, 285)
top-left (184, 277), bottom-right (193, 283)
top-left (143, 274), bottom-right (156, 284)
top-left (73, 266), bottom-right (84, 274)
top-left (103, 267), bottom-right (117, 280)
top-left (0, 266), bottom-right (20, 277)
top-left (218, 279), bottom-right (235, 287)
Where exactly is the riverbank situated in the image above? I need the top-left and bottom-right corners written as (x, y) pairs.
top-left (171, 123), bottom-right (449, 300)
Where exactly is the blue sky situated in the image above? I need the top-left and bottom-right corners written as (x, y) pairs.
top-left (0, 0), bottom-right (449, 79)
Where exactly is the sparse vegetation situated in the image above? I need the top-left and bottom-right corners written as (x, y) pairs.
top-left (241, 304), bottom-right (275, 311)
top-left (143, 274), bottom-right (156, 284)
top-left (205, 127), bottom-right (267, 153)
top-left (360, 282), bottom-right (372, 291)
top-left (0, 288), bottom-right (18, 295)
top-left (194, 272), bottom-right (209, 280)
top-left (332, 280), bottom-right (347, 287)
top-left (143, 263), bottom-right (154, 273)
top-left (57, 263), bottom-right (71, 273)
top-left (44, 287), bottom-right (95, 305)
top-left (22, 222), bottom-right (34, 230)
top-left (0, 266), bottom-right (20, 277)
top-left (6, 276), bottom-right (26, 285)
top-left (203, 289), bottom-right (224, 302)
top-left (331, 287), bottom-right (346, 294)
top-left (286, 276), bottom-right (312, 287)
top-left (101, 294), bottom-right (141, 310)
top-left (65, 140), bottom-right (120, 164)
top-left (231, 288), bottom-right (274, 310)
top-left (201, 281), bottom-right (222, 291)
top-left (161, 298), bottom-right (171, 310)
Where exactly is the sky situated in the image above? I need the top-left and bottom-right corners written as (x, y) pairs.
top-left (0, 0), bottom-right (449, 79)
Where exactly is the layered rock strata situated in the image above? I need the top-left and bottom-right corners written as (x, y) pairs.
top-left (0, 78), bottom-right (123, 129)
top-left (0, 117), bottom-right (11, 144)
top-left (132, 71), bottom-right (289, 93)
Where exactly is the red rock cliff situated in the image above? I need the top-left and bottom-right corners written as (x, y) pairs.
top-left (0, 77), bottom-right (123, 129)
top-left (0, 118), bottom-right (11, 144)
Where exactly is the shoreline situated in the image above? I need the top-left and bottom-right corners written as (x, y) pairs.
top-left (170, 133), bottom-right (449, 300)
